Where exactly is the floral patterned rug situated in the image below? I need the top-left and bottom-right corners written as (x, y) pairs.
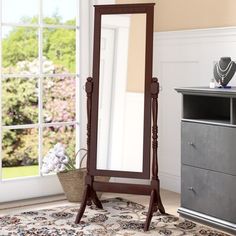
top-left (0, 197), bottom-right (231, 236)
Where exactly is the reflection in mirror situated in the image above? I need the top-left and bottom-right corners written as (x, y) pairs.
top-left (96, 13), bottom-right (146, 172)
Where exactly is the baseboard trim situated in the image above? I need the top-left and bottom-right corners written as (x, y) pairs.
top-left (178, 207), bottom-right (236, 235)
top-left (0, 194), bottom-right (66, 210)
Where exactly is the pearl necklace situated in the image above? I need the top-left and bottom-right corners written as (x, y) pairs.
top-left (217, 60), bottom-right (233, 72)
top-left (215, 61), bottom-right (234, 83)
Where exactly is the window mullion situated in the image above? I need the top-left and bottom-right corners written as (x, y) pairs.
top-left (42, 121), bottom-right (78, 127)
top-left (75, 0), bottom-right (81, 167)
top-left (2, 73), bottom-right (77, 79)
top-left (0, 0), bottom-right (3, 181)
top-left (38, 0), bottom-right (43, 176)
top-left (2, 22), bottom-right (77, 30)
top-left (2, 122), bottom-right (79, 130)
top-left (2, 124), bottom-right (39, 130)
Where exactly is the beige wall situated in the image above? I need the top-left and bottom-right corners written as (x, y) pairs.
top-left (119, 0), bottom-right (236, 92)
top-left (117, 0), bottom-right (236, 32)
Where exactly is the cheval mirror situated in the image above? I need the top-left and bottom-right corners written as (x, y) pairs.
top-left (75, 3), bottom-right (165, 231)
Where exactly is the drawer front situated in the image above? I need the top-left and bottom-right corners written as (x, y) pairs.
top-left (181, 165), bottom-right (236, 223)
top-left (182, 121), bottom-right (236, 176)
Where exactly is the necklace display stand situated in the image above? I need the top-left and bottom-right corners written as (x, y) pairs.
top-left (214, 57), bottom-right (236, 87)
top-left (74, 3), bottom-right (165, 231)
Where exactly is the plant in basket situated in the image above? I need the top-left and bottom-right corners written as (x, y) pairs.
top-left (41, 143), bottom-right (86, 174)
top-left (41, 143), bottom-right (88, 202)
top-left (41, 143), bottom-right (109, 202)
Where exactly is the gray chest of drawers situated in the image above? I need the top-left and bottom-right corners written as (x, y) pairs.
top-left (176, 87), bottom-right (236, 234)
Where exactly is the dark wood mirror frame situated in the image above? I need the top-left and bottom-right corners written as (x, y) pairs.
top-left (75, 3), bottom-right (165, 231)
top-left (91, 3), bottom-right (153, 179)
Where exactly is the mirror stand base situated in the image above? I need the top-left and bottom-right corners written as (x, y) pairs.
top-left (75, 176), bottom-right (166, 231)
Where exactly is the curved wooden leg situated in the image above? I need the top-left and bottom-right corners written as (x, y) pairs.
top-left (144, 190), bottom-right (156, 231)
top-left (75, 185), bottom-right (90, 224)
top-left (157, 193), bottom-right (165, 214)
top-left (91, 189), bottom-right (103, 209)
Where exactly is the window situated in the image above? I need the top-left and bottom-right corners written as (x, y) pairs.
top-left (0, 0), bottom-right (80, 180)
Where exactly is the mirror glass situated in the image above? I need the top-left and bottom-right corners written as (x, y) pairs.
top-left (96, 13), bottom-right (147, 172)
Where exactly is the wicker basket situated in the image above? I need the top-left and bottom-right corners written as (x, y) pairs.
top-left (57, 153), bottom-right (109, 202)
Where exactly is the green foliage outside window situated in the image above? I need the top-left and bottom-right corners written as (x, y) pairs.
top-left (2, 17), bottom-right (76, 168)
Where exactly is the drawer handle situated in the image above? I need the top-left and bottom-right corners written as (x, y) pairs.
top-left (188, 187), bottom-right (196, 193)
top-left (188, 142), bottom-right (195, 147)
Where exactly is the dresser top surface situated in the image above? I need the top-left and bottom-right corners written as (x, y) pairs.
top-left (175, 86), bottom-right (236, 97)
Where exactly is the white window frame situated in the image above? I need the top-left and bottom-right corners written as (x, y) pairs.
top-left (0, 0), bottom-right (90, 183)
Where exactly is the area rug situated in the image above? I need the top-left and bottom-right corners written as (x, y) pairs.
top-left (0, 198), bottom-right (230, 236)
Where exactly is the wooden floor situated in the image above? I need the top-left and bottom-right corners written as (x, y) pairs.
top-left (0, 189), bottom-right (180, 216)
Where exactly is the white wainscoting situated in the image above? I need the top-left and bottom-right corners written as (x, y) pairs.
top-left (154, 27), bottom-right (236, 193)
